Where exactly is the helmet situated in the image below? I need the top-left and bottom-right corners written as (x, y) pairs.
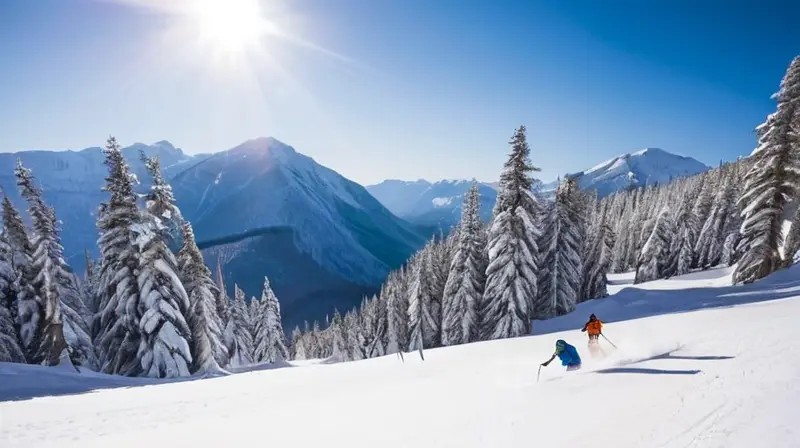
top-left (556, 340), bottom-right (566, 350)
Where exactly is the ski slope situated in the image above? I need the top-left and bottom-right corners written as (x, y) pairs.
top-left (3, 265), bottom-right (800, 447)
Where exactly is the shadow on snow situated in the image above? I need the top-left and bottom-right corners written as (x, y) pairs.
top-left (0, 360), bottom-right (293, 403)
top-left (532, 265), bottom-right (800, 336)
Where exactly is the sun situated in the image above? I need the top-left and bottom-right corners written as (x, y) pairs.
top-left (187, 0), bottom-right (274, 54)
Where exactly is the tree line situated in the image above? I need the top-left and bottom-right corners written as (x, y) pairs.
top-left (0, 139), bottom-right (287, 376)
top-left (289, 56), bottom-right (800, 362)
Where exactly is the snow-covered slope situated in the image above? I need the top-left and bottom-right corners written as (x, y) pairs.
top-left (4, 264), bottom-right (800, 447)
top-left (169, 137), bottom-right (426, 327)
top-left (368, 148), bottom-right (709, 229)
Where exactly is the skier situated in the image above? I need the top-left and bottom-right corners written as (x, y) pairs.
top-left (581, 313), bottom-right (605, 358)
top-left (541, 339), bottom-right (582, 371)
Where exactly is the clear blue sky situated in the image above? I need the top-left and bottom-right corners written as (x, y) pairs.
top-left (0, 0), bottom-right (798, 185)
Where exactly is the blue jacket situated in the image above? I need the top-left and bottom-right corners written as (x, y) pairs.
top-left (555, 340), bottom-right (581, 366)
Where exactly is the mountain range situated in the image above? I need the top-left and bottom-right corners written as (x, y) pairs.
top-left (0, 141), bottom-right (708, 330)
top-left (367, 147), bottom-right (709, 230)
top-left (0, 138), bottom-right (425, 330)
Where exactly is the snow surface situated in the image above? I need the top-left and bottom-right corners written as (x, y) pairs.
top-left (431, 196), bottom-right (454, 207)
top-left (3, 265), bottom-right (800, 447)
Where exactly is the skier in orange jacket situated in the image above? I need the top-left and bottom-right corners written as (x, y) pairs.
top-left (581, 314), bottom-right (604, 357)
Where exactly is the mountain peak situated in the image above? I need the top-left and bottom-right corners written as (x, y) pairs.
top-left (227, 137), bottom-right (298, 164)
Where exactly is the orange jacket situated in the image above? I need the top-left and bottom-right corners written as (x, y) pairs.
top-left (582, 319), bottom-right (603, 336)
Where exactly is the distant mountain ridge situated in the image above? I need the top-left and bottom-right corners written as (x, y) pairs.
top-left (367, 147), bottom-right (710, 230)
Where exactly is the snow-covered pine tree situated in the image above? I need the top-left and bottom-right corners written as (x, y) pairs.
top-left (324, 309), bottom-right (343, 361)
top-left (720, 233), bottom-right (740, 267)
top-left (214, 257), bottom-right (230, 327)
top-left (580, 201), bottom-right (615, 301)
top-left (441, 183), bottom-right (487, 346)
top-left (344, 310), bottom-right (364, 361)
top-left (734, 57), bottom-right (800, 284)
top-left (140, 152), bottom-right (182, 247)
top-left (15, 160), bottom-right (93, 367)
top-left (290, 326), bottom-right (306, 360)
top-left (225, 284), bottom-right (254, 367)
top-left (178, 221), bottom-right (229, 374)
top-left (252, 277), bottom-right (289, 364)
top-left (2, 196), bottom-right (39, 363)
top-left (366, 295), bottom-right (387, 358)
top-left (0, 233), bottom-right (24, 363)
top-left (666, 198), bottom-right (698, 278)
top-left (536, 177), bottom-right (584, 318)
top-left (695, 168), bottom-right (735, 268)
top-left (130, 160), bottom-right (193, 378)
top-left (94, 137), bottom-right (147, 375)
top-left (482, 126), bottom-right (542, 339)
top-left (406, 246), bottom-right (439, 349)
top-left (82, 249), bottom-right (100, 314)
top-left (690, 174), bottom-right (715, 268)
top-left (247, 295), bottom-right (261, 341)
top-left (610, 199), bottom-right (633, 273)
top-left (384, 270), bottom-right (409, 354)
top-left (635, 207), bottom-right (674, 284)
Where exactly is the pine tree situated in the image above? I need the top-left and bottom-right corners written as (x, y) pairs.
top-left (252, 277), bottom-right (289, 364)
top-left (225, 284), bottom-right (254, 367)
top-left (635, 207), bottom-right (673, 284)
top-left (344, 311), bottom-right (364, 360)
top-left (129, 156), bottom-right (194, 378)
top-left (247, 295), bottom-right (261, 341)
top-left (690, 175), bottom-right (715, 268)
top-left (666, 199), bottom-right (697, 277)
top-left (384, 270), bottom-right (409, 354)
top-left (734, 57), bottom-right (800, 284)
top-left (580, 202), bottom-right (615, 301)
top-left (15, 160), bottom-right (90, 366)
top-left (536, 178), bottom-right (584, 318)
top-left (328, 309), bottom-right (347, 361)
top-left (178, 221), bottom-right (229, 374)
top-left (695, 170), bottom-right (735, 268)
top-left (94, 136), bottom-right (145, 376)
top-left (290, 326), bottom-right (306, 360)
top-left (0, 233), bottom-right (24, 363)
top-left (406, 247), bottom-right (439, 349)
top-left (140, 152), bottom-right (182, 246)
top-left (82, 249), bottom-right (100, 314)
top-left (482, 126), bottom-right (542, 339)
top-left (214, 257), bottom-right (230, 327)
top-left (134, 217), bottom-right (193, 378)
top-left (441, 183), bottom-right (487, 346)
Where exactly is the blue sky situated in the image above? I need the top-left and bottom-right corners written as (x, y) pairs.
top-left (0, 0), bottom-right (797, 185)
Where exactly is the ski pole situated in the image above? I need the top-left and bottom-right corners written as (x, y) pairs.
top-left (601, 333), bottom-right (618, 349)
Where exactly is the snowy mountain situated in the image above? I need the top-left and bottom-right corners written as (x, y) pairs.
top-left (0, 137), bottom-right (424, 330)
top-left (3, 264), bottom-right (799, 446)
top-left (169, 137), bottom-right (426, 329)
top-left (566, 147), bottom-right (710, 197)
top-left (366, 179), bottom-right (498, 232)
top-left (0, 141), bottom-right (203, 267)
top-left (367, 148), bottom-right (709, 229)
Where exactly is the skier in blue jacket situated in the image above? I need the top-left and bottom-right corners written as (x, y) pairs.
top-left (541, 339), bottom-right (582, 371)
